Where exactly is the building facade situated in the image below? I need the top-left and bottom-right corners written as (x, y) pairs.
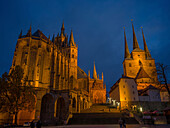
top-left (123, 24), bottom-right (158, 90)
top-left (109, 23), bottom-right (165, 111)
top-left (3, 23), bottom-right (106, 125)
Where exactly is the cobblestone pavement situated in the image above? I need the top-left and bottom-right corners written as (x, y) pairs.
top-left (40, 124), bottom-right (170, 128)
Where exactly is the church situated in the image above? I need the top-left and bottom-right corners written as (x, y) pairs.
top-left (109, 22), bottom-right (167, 111)
top-left (3, 23), bottom-right (106, 125)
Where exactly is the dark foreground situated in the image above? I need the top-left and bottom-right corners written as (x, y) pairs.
top-left (40, 124), bottom-right (170, 128)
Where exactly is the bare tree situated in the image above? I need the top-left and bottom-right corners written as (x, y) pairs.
top-left (156, 63), bottom-right (170, 100)
top-left (0, 65), bottom-right (36, 125)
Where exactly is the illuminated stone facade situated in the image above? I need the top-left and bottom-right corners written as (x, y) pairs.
top-left (109, 77), bottom-right (139, 109)
top-left (109, 23), bottom-right (162, 110)
top-left (123, 24), bottom-right (158, 90)
top-left (4, 23), bottom-right (106, 125)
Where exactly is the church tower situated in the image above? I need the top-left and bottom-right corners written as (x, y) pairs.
top-left (68, 30), bottom-right (78, 89)
top-left (123, 22), bottom-right (158, 90)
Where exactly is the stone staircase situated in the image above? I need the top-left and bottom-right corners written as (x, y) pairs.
top-left (68, 104), bottom-right (139, 125)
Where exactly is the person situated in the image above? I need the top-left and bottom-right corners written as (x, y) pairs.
top-left (30, 120), bottom-right (34, 128)
top-left (122, 118), bottom-right (126, 128)
top-left (36, 120), bottom-right (42, 128)
top-left (118, 118), bottom-right (123, 128)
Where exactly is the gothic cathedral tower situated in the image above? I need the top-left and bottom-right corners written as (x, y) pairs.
top-left (123, 22), bottom-right (158, 90)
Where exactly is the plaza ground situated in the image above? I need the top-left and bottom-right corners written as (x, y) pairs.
top-left (41, 124), bottom-right (170, 128)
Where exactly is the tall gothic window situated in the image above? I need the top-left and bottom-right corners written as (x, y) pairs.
top-left (72, 97), bottom-right (76, 108)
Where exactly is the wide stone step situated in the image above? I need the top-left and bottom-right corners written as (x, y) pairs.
top-left (68, 116), bottom-right (139, 125)
top-left (72, 113), bottom-right (123, 118)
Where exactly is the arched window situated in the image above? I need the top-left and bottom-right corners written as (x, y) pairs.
top-left (72, 97), bottom-right (76, 108)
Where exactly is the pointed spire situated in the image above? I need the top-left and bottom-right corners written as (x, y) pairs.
top-left (141, 27), bottom-right (151, 59)
top-left (132, 20), bottom-right (139, 49)
top-left (69, 30), bottom-right (75, 46)
top-left (88, 70), bottom-right (90, 78)
top-left (124, 27), bottom-right (130, 59)
top-left (93, 61), bottom-right (97, 79)
top-left (61, 21), bottom-right (65, 36)
top-left (29, 25), bottom-right (31, 32)
top-left (19, 30), bottom-right (22, 38)
top-left (62, 21), bottom-right (64, 29)
top-left (26, 25), bottom-right (32, 37)
top-left (102, 72), bottom-right (104, 81)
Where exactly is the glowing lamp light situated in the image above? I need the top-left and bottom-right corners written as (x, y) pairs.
top-left (140, 107), bottom-right (143, 112)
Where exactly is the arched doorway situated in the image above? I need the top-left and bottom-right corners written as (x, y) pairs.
top-left (56, 97), bottom-right (66, 121)
top-left (40, 93), bottom-right (54, 124)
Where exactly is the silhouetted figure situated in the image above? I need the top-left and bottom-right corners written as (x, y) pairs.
top-left (122, 118), bottom-right (126, 128)
top-left (118, 118), bottom-right (123, 128)
top-left (36, 120), bottom-right (42, 128)
top-left (30, 120), bottom-right (34, 128)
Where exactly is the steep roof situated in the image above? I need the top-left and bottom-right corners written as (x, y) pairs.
top-left (77, 66), bottom-right (87, 79)
top-left (147, 85), bottom-right (158, 90)
top-left (138, 85), bottom-right (159, 96)
top-left (32, 29), bottom-right (49, 41)
top-left (136, 67), bottom-right (150, 79)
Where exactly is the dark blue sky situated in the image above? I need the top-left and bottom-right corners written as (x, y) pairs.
top-left (0, 0), bottom-right (170, 91)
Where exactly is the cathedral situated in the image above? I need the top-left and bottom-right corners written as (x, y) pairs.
top-left (109, 22), bottom-right (166, 110)
top-left (5, 22), bottom-right (106, 125)
top-left (123, 23), bottom-right (158, 90)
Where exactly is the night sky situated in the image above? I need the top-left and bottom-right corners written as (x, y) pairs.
top-left (0, 0), bottom-right (170, 92)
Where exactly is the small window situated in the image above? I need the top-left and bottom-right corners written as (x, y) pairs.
top-left (123, 85), bottom-right (125, 88)
top-left (138, 55), bottom-right (140, 57)
top-left (124, 91), bottom-right (126, 94)
top-left (149, 63), bottom-right (152, 67)
top-left (139, 60), bottom-right (142, 66)
top-left (132, 85), bottom-right (134, 88)
top-left (129, 63), bottom-right (132, 67)
top-left (133, 91), bottom-right (135, 94)
top-left (72, 54), bottom-right (74, 58)
top-left (72, 49), bottom-right (74, 53)
top-left (134, 97), bottom-right (136, 101)
top-left (125, 97), bottom-right (126, 100)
